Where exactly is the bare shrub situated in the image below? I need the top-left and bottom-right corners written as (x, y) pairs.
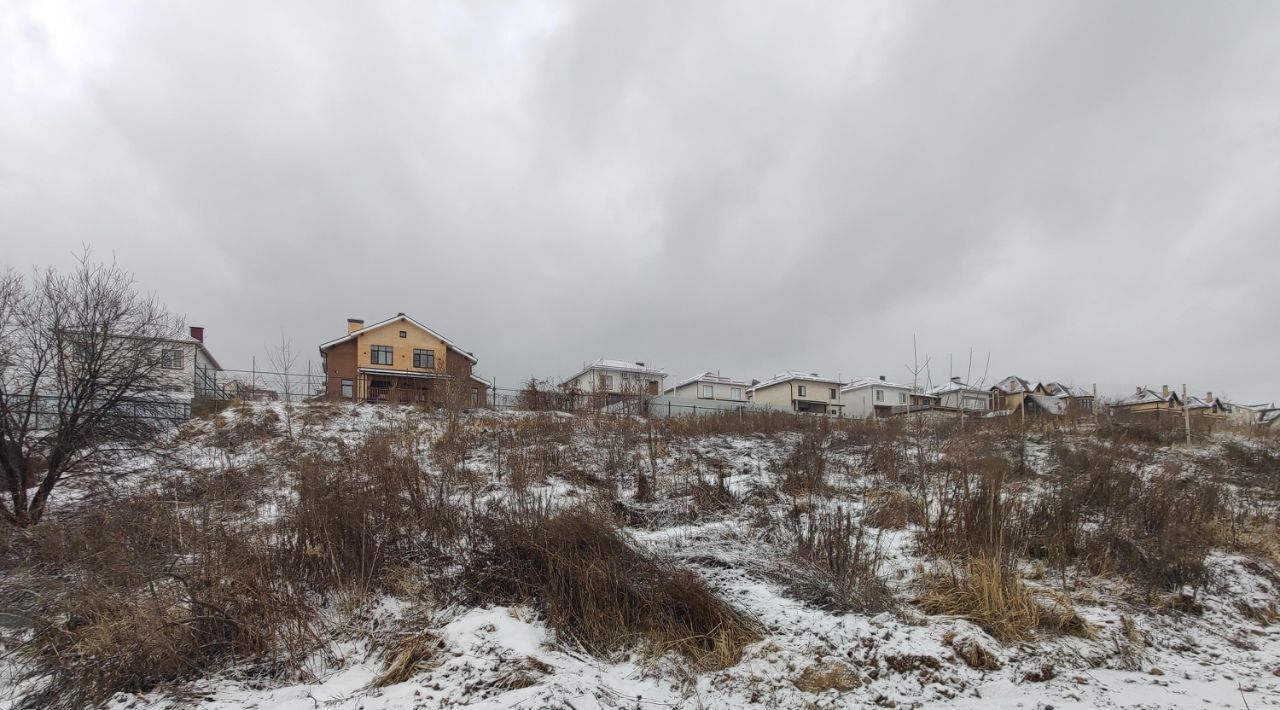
top-left (458, 506), bottom-right (759, 669)
top-left (787, 505), bottom-right (894, 613)
top-left (920, 556), bottom-right (1088, 642)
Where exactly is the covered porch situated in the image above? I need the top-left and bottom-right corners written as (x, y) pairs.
top-left (357, 367), bottom-right (452, 405)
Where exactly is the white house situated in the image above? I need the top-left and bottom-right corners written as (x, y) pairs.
top-left (748, 371), bottom-right (844, 415)
top-left (666, 372), bottom-right (749, 402)
top-left (151, 326), bottom-right (225, 400)
top-left (841, 376), bottom-right (912, 418)
top-left (928, 377), bottom-right (992, 411)
top-left (562, 359), bottom-right (667, 404)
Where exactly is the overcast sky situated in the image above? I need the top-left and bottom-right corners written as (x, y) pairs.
top-left (3, 1), bottom-right (1279, 402)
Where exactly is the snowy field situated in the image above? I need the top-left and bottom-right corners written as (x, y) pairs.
top-left (2, 402), bottom-right (1277, 709)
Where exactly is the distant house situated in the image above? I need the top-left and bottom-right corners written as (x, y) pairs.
top-left (1226, 401), bottom-right (1275, 426)
top-left (1023, 394), bottom-right (1068, 416)
top-left (1039, 382), bottom-right (1096, 414)
top-left (318, 313), bottom-right (489, 407)
top-left (1184, 392), bottom-right (1230, 418)
top-left (562, 359), bottom-right (667, 406)
top-left (748, 371), bottom-right (843, 415)
top-left (1111, 386), bottom-right (1182, 415)
top-left (841, 376), bottom-right (912, 418)
top-left (990, 376), bottom-right (1039, 411)
top-left (928, 377), bottom-right (992, 411)
top-left (666, 372), bottom-right (748, 402)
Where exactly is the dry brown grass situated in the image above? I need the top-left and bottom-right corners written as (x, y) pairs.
top-left (459, 506), bottom-right (759, 669)
top-left (920, 556), bottom-right (1091, 643)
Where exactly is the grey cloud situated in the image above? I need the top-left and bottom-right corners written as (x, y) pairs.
top-left (2, 1), bottom-right (1277, 401)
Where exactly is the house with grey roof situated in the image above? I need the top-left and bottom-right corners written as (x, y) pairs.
top-left (748, 371), bottom-right (844, 415)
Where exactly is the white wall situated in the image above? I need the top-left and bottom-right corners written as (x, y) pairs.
top-left (568, 368), bottom-right (666, 394)
top-left (842, 384), bottom-right (911, 418)
top-left (671, 380), bottom-right (746, 401)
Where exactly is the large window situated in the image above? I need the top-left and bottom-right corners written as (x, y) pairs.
top-left (797, 385), bottom-right (807, 397)
top-left (413, 348), bottom-right (435, 369)
top-left (604, 375), bottom-right (615, 390)
top-left (161, 349), bottom-right (183, 369)
top-left (370, 345), bottom-right (393, 365)
top-left (730, 387), bottom-right (742, 400)
top-left (341, 379), bottom-right (353, 398)
top-left (702, 385), bottom-right (714, 399)
top-left (899, 392), bottom-right (907, 404)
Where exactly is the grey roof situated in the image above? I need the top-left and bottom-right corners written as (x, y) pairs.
top-left (671, 371), bottom-right (750, 389)
top-left (992, 375), bottom-right (1037, 394)
top-left (842, 376), bottom-right (913, 392)
top-left (1043, 382), bottom-right (1092, 398)
top-left (749, 370), bottom-right (843, 393)
top-left (1026, 394), bottom-right (1067, 415)
top-left (565, 358), bottom-right (667, 383)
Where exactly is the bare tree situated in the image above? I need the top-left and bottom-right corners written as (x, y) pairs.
top-left (264, 330), bottom-right (298, 439)
top-left (0, 252), bottom-right (184, 527)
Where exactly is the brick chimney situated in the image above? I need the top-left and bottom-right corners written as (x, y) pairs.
top-left (188, 326), bottom-right (204, 343)
top-left (347, 318), bottom-right (364, 334)
top-left (1135, 386), bottom-right (1143, 396)
top-left (1206, 391), bottom-right (1213, 402)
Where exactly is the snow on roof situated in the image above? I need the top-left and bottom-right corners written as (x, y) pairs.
top-left (319, 314), bottom-right (478, 363)
top-left (1043, 382), bottom-right (1092, 398)
top-left (1184, 395), bottom-right (1217, 410)
top-left (671, 371), bottom-right (749, 389)
top-left (1259, 409), bottom-right (1280, 425)
top-left (749, 371), bottom-right (842, 392)
top-left (927, 379), bottom-right (987, 395)
top-left (1026, 394), bottom-right (1067, 415)
top-left (842, 376), bottom-right (913, 392)
top-left (1114, 388), bottom-right (1176, 407)
top-left (992, 375), bottom-right (1037, 394)
top-left (565, 358), bottom-right (667, 383)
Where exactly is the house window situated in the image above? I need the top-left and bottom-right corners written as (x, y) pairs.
top-left (370, 345), bottom-right (393, 365)
top-left (399, 330), bottom-right (407, 338)
top-left (702, 385), bottom-right (714, 399)
top-left (605, 375), bottom-right (615, 390)
top-left (875, 390), bottom-right (884, 402)
top-left (73, 342), bottom-right (92, 363)
top-left (731, 387), bottom-right (742, 400)
top-left (341, 379), bottom-right (353, 398)
top-left (413, 349), bottom-right (435, 369)
top-left (899, 392), bottom-right (907, 404)
top-left (471, 387), bottom-right (479, 407)
top-left (797, 385), bottom-right (807, 397)
top-left (830, 388), bottom-right (837, 400)
top-left (161, 349), bottom-right (183, 369)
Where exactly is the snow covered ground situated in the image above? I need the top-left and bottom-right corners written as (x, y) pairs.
top-left (4, 403), bottom-right (1278, 709)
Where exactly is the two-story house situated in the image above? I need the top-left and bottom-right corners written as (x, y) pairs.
top-left (318, 314), bottom-right (489, 407)
top-left (561, 359), bottom-right (667, 406)
top-left (841, 376), bottom-right (912, 418)
top-left (666, 372), bottom-right (749, 402)
top-left (748, 371), bottom-right (844, 415)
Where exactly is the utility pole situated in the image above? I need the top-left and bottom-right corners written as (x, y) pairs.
top-left (1183, 383), bottom-right (1192, 445)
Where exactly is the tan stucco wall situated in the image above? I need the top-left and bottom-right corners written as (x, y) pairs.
top-left (356, 321), bottom-right (451, 372)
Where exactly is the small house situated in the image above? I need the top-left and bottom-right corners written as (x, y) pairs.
top-left (748, 371), bottom-right (844, 415)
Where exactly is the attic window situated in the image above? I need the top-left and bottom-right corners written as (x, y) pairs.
top-left (399, 330), bottom-right (407, 338)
